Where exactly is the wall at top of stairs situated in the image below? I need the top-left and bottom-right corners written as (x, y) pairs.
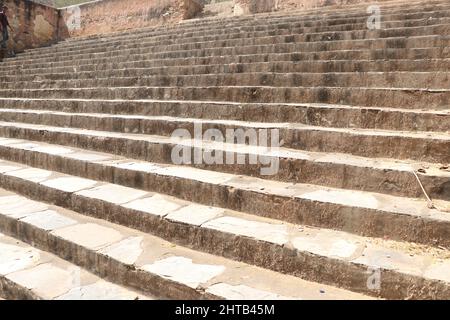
top-left (233, 0), bottom-right (396, 15)
top-left (58, 0), bottom-right (204, 38)
top-left (0, 0), bottom-right (60, 53)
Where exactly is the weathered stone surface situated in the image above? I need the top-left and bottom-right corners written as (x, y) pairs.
top-left (203, 216), bottom-right (290, 246)
top-left (207, 283), bottom-right (293, 300)
top-left (56, 281), bottom-right (143, 300)
top-left (166, 204), bottom-right (225, 226)
top-left (0, 195), bottom-right (48, 218)
top-left (123, 194), bottom-right (184, 217)
top-left (2, 0), bottom-right (60, 53)
top-left (0, 242), bottom-right (41, 275)
top-left (20, 210), bottom-right (77, 231)
top-left (141, 256), bottom-right (226, 289)
top-left (51, 223), bottom-right (124, 250)
top-left (75, 184), bottom-right (147, 205)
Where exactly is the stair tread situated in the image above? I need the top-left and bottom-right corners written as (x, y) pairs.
top-left (0, 186), bottom-right (372, 300)
top-left (0, 159), bottom-right (449, 292)
top-left (0, 231), bottom-right (148, 300)
top-left (0, 137), bottom-right (448, 221)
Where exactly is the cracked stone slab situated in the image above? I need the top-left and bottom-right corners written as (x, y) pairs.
top-left (0, 195), bottom-right (49, 219)
top-left (203, 216), bottom-right (289, 246)
top-left (155, 166), bottom-right (233, 184)
top-left (40, 176), bottom-right (99, 193)
top-left (56, 280), bottom-right (145, 300)
top-left (123, 194), bottom-right (185, 217)
top-left (141, 256), bottom-right (226, 289)
top-left (166, 204), bottom-right (225, 226)
top-left (31, 145), bottom-right (75, 155)
top-left (5, 168), bottom-right (53, 183)
top-left (114, 161), bottom-right (163, 173)
top-left (0, 241), bottom-right (41, 276)
top-left (424, 260), bottom-right (450, 283)
top-left (51, 223), bottom-right (124, 251)
top-left (99, 236), bottom-right (144, 265)
top-left (6, 263), bottom-right (83, 299)
top-left (64, 152), bottom-right (113, 162)
top-left (20, 210), bottom-right (78, 231)
top-left (352, 245), bottom-right (430, 277)
top-left (0, 163), bottom-right (23, 173)
top-left (300, 189), bottom-right (380, 209)
top-left (207, 283), bottom-right (294, 300)
top-left (292, 231), bottom-right (363, 260)
top-left (75, 184), bottom-right (148, 205)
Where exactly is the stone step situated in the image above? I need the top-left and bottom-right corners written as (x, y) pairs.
top-left (2, 72), bottom-right (449, 90)
top-left (0, 138), bottom-right (448, 249)
top-left (0, 185), bottom-right (373, 300)
top-left (0, 111), bottom-right (448, 165)
top-left (0, 232), bottom-right (148, 300)
top-left (3, 59), bottom-right (450, 83)
top-left (0, 122), bottom-right (448, 201)
top-left (4, 25), bottom-right (449, 69)
top-left (2, 37), bottom-right (449, 77)
top-left (0, 86), bottom-right (448, 109)
top-left (3, 47), bottom-right (448, 77)
top-left (0, 160), bottom-right (449, 299)
top-left (60, 0), bottom-right (450, 47)
top-left (46, 13), bottom-right (450, 56)
top-left (0, 98), bottom-right (448, 133)
top-left (11, 13), bottom-right (450, 63)
top-left (19, 0), bottom-right (450, 58)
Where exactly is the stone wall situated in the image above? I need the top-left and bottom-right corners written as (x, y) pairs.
top-left (0, 0), bottom-right (60, 52)
top-left (58, 0), bottom-right (204, 38)
top-left (234, 0), bottom-right (393, 15)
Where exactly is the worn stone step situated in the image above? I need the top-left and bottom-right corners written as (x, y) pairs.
top-left (2, 72), bottom-right (449, 91)
top-left (3, 59), bottom-right (450, 83)
top-left (0, 186), bottom-right (372, 300)
top-left (0, 86), bottom-right (448, 110)
top-left (11, 15), bottom-right (450, 64)
top-left (0, 98), bottom-right (448, 133)
top-left (0, 111), bottom-right (448, 165)
top-left (0, 161), bottom-right (449, 299)
top-left (45, 14), bottom-right (450, 57)
top-left (0, 232), bottom-right (148, 300)
top-left (50, 0), bottom-right (450, 45)
top-left (59, 0), bottom-right (450, 47)
top-left (4, 27), bottom-right (449, 70)
top-left (0, 123), bottom-right (448, 201)
top-left (0, 139), bottom-right (448, 249)
top-left (16, 1), bottom-right (450, 59)
top-left (3, 47), bottom-right (448, 77)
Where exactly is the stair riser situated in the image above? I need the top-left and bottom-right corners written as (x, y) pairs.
top-left (14, 7), bottom-right (450, 61)
top-left (0, 142), bottom-right (448, 250)
top-left (3, 72), bottom-right (449, 90)
top-left (1, 99), bottom-right (448, 132)
top-left (1, 87), bottom-right (447, 109)
top-left (3, 59), bottom-right (450, 82)
top-left (0, 112), bottom-right (448, 164)
top-left (0, 173), bottom-right (449, 300)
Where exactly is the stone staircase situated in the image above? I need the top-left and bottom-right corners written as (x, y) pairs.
top-left (0, 0), bottom-right (449, 300)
